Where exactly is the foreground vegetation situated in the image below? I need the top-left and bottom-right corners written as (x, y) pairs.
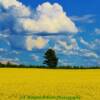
top-left (0, 68), bottom-right (100, 100)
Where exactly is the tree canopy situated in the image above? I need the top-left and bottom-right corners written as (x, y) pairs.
top-left (43, 49), bottom-right (58, 68)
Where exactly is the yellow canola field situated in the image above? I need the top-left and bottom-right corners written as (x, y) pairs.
top-left (0, 68), bottom-right (100, 100)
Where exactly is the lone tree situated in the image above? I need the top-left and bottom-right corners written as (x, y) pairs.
top-left (43, 49), bottom-right (58, 68)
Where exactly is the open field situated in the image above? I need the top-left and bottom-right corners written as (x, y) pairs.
top-left (0, 68), bottom-right (100, 100)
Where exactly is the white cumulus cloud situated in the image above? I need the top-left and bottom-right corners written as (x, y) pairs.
top-left (17, 2), bottom-right (78, 33)
top-left (26, 36), bottom-right (48, 51)
top-left (57, 38), bottom-right (79, 50)
top-left (84, 52), bottom-right (99, 58)
top-left (0, 0), bottom-right (31, 17)
top-left (70, 14), bottom-right (95, 23)
top-left (80, 37), bottom-right (90, 46)
top-left (95, 28), bottom-right (100, 34)
top-left (0, 0), bottom-right (21, 8)
top-left (0, 0), bottom-right (78, 51)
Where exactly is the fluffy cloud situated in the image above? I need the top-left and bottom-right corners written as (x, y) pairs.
top-left (0, 0), bottom-right (78, 34)
top-left (95, 28), bottom-right (100, 34)
top-left (31, 54), bottom-right (39, 61)
top-left (80, 37), bottom-right (90, 46)
top-left (54, 37), bottom-right (99, 59)
top-left (0, 0), bottom-right (78, 51)
top-left (70, 14), bottom-right (95, 23)
top-left (26, 36), bottom-right (48, 51)
top-left (57, 38), bottom-right (79, 50)
top-left (79, 37), bottom-right (100, 51)
top-left (0, 0), bottom-right (20, 8)
top-left (84, 52), bottom-right (98, 58)
top-left (0, 48), bottom-right (6, 52)
top-left (16, 2), bottom-right (78, 33)
top-left (0, 0), bottom-right (99, 66)
top-left (0, 0), bottom-right (31, 17)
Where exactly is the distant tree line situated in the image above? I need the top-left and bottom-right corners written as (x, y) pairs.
top-left (0, 62), bottom-right (100, 69)
top-left (0, 49), bottom-right (100, 69)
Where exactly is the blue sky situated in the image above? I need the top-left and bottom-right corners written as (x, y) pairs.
top-left (0, 0), bottom-right (100, 66)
